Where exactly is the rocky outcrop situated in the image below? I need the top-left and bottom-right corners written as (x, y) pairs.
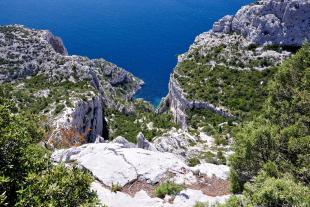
top-left (112, 136), bottom-right (136, 148)
top-left (178, 32), bottom-right (291, 70)
top-left (0, 25), bottom-right (143, 146)
top-left (160, 0), bottom-right (309, 129)
top-left (52, 143), bottom-right (189, 187)
top-left (136, 132), bottom-right (158, 151)
top-left (50, 94), bottom-right (104, 145)
top-left (212, 0), bottom-right (310, 46)
top-left (52, 142), bottom-right (231, 207)
top-left (152, 128), bottom-right (233, 163)
top-left (43, 30), bottom-right (68, 55)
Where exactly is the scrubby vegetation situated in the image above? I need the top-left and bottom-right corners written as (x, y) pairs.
top-left (187, 108), bottom-right (236, 146)
top-left (219, 44), bottom-right (310, 206)
top-left (0, 75), bottom-right (94, 115)
top-left (154, 181), bottom-right (184, 198)
top-left (111, 183), bottom-right (122, 193)
top-left (107, 99), bottom-right (178, 143)
top-left (0, 98), bottom-right (99, 206)
top-left (176, 61), bottom-right (275, 117)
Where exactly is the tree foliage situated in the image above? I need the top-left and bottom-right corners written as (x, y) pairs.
top-left (0, 98), bottom-right (98, 206)
top-left (225, 45), bottom-right (310, 206)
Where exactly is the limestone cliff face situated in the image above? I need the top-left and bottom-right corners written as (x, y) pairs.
top-left (51, 94), bottom-right (104, 145)
top-left (160, 74), bottom-right (235, 129)
top-left (0, 25), bottom-right (143, 147)
top-left (160, 0), bottom-right (310, 129)
top-left (44, 30), bottom-right (68, 55)
top-left (213, 0), bottom-right (310, 46)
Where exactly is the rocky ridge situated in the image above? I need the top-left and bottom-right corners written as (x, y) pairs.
top-left (0, 25), bottom-right (143, 146)
top-left (160, 0), bottom-right (310, 129)
top-left (213, 0), bottom-right (310, 46)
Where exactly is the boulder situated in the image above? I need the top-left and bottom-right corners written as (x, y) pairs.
top-left (136, 132), bottom-right (157, 151)
top-left (112, 136), bottom-right (136, 148)
top-left (191, 163), bottom-right (230, 180)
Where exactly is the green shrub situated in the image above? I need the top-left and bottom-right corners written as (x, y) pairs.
top-left (111, 183), bottom-right (122, 193)
top-left (229, 44), bottom-right (310, 192)
top-left (216, 151), bottom-right (226, 165)
top-left (243, 172), bottom-right (310, 207)
top-left (54, 103), bottom-right (65, 114)
top-left (176, 60), bottom-right (276, 118)
top-left (155, 181), bottom-right (184, 198)
top-left (0, 99), bottom-right (99, 206)
top-left (107, 100), bottom-right (178, 142)
top-left (187, 157), bottom-right (201, 167)
top-left (16, 165), bottom-right (98, 206)
top-left (216, 195), bottom-right (244, 207)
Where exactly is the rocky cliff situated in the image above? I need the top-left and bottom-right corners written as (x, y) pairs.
top-left (0, 25), bottom-right (143, 147)
top-left (160, 0), bottom-right (310, 129)
top-left (213, 0), bottom-right (310, 46)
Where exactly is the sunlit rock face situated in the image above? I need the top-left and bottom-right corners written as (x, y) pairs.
top-left (212, 0), bottom-right (310, 46)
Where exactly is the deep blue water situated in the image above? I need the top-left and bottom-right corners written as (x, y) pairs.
top-left (0, 0), bottom-right (252, 105)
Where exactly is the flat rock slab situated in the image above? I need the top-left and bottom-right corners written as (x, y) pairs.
top-left (52, 143), bottom-right (231, 206)
top-left (52, 143), bottom-right (189, 187)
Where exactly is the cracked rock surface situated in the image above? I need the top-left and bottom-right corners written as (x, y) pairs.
top-left (52, 143), bottom-right (189, 187)
top-left (52, 142), bottom-right (230, 206)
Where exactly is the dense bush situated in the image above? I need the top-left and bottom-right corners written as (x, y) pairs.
top-left (243, 172), bottom-right (310, 207)
top-left (230, 45), bottom-right (310, 191)
top-left (0, 99), bottom-right (98, 206)
top-left (154, 181), bottom-right (184, 198)
top-left (220, 45), bottom-right (310, 206)
top-left (16, 165), bottom-right (97, 206)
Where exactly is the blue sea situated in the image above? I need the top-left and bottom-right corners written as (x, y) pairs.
top-left (0, 0), bottom-right (252, 105)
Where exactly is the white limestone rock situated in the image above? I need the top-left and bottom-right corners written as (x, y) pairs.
top-left (153, 129), bottom-right (197, 158)
top-left (53, 143), bottom-right (189, 187)
top-left (50, 95), bottom-right (103, 145)
top-left (136, 132), bottom-right (158, 151)
top-left (173, 189), bottom-right (231, 207)
top-left (112, 136), bottom-right (136, 148)
top-left (160, 0), bottom-right (309, 129)
top-left (191, 163), bottom-right (230, 180)
top-left (212, 0), bottom-right (310, 46)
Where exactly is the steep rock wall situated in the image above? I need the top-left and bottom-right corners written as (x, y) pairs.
top-left (160, 74), bottom-right (234, 129)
